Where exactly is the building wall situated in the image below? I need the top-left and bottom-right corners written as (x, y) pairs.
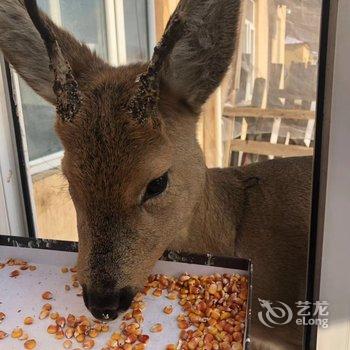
top-left (285, 43), bottom-right (311, 69)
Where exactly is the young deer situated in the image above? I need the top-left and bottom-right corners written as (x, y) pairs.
top-left (0, 0), bottom-right (312, 348)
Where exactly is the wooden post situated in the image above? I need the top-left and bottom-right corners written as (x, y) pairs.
top-left (154, 0), bottom-right (179, 41)
top-left (202, 89), bottom-right (223, 168)
top-left (221, 0), bottom-right (247, 167)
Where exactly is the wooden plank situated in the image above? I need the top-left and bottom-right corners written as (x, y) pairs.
top-left (285, 132), bottom-right (291, 145)
top-left (202, 89), bottom-right (222, 168)
top-left (224, 106), bottom-right (315, 120)
top-left (230, 139), bottom-right (314, 157)
top-left (222, 118), bottom-right (235, 166)
top-left (238, 118), bottom-right (248, 166)
top-left (304, 119), bottom-right (315, 147)
top-left (269, 117), bottom-right (282, 160)
top-left (221, 0), bottom-right (247, 167)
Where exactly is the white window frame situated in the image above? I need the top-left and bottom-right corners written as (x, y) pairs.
top-left (0, 56), bottom-right (28, 236)
top-left (243, 0), bottom-right (256, 102)
top-left (316, 0), bottom-right (350, 347)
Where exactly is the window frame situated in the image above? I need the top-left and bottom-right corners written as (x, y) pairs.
top-left (0, 56), bottom-right (31, 237)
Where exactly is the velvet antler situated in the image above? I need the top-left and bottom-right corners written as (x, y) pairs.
top-left (128, 12), bottom-right (185, 123)
top-left (24, 0), bottom-right (82, 122)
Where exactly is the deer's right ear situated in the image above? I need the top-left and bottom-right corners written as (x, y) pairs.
top-left (159, 0), bottom-right (242, 112)
top-left (0, 0), bottom-right (106, 105)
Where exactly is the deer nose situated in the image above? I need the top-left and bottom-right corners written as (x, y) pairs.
top-left (82, 286), bottom-right (120, 321)
top-left (82, 286), bottom-right (134, 321)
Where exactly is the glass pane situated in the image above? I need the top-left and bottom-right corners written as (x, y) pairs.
top-left (19, 79), bottom-right (58, 161)
top-left (60, 0), bottom-right (108, 58)
top-left (226, 0), bottom-right (321, 167)
top-left (123, 0), bottom-right (149, 62)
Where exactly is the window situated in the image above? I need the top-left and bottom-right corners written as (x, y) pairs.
top-left (224, 0), bottom-right (321, 167)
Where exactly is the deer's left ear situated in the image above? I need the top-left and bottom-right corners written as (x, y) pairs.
top-left (159, 0), bottom-right (242, 112)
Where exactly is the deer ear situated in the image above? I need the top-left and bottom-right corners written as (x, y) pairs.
top-left (0, 0), bottom-right (106, 105)
top-left (160, 0), bottom-right (242, 111)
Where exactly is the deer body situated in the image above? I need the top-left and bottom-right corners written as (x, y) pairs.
top-left (171, 156), bottom-right (312, 349)
top-left (0, 1), bottom-right (312, 348)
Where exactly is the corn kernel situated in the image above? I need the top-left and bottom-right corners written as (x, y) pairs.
top-left (24, 339), bottom-right (37, 349)
top-left (47, 324), bottom-right (58, 334)
top-left (0, 330), bottom-right (8, 339)
top-left (163, 305), bottom-right (173, 315)
top-left (11, 327), bottom-right (23, 338)
top-left (24, 317), bottom-right (34, 325)
top-left (152, 288), bottom-right (162, 297)
top-left (83, 339), bottom-right (95, 349)
top-left (63, 340), bottom-right (73, 349)
top-left (10, 270), bottom-right (20, 277)
top-left (138, 334), bottom-right (149, 343)
top-left (150, 323), bottom-right (163, 333)
top-left (42, 291), bottom-right (53, 300)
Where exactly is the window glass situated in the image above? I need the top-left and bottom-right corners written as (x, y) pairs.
top-left (224, 0), bottom-right (321, 167)
top-left (123, 0), bottom-right (150, 62)
top-left (60, 0), bottom-right (108, 58)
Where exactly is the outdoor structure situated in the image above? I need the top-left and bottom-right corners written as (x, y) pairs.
top-left (7, 0), bottom-right (321, 240)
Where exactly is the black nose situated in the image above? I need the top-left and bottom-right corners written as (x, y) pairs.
top-left (82, 286), bottom-right (135, 321)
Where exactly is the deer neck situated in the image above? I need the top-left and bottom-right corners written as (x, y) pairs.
top-left (170, 167), bottom-right (245, 257)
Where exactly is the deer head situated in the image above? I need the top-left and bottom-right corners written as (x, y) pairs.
top-left (0, 0), bottom-right (241, 319)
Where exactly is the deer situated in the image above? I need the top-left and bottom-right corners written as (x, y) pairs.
top-left (0, 0), bottom-right (313, 349)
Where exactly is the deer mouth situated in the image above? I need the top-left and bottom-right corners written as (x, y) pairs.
top-left (82, 285), bottom-right (135, 321)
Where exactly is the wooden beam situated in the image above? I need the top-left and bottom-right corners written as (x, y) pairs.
top-left (230, 139), bottom-right (314, 157)
top-left (202, 89), bottom-right (222, 167)
top-left (224, 106), bottom-right (315, 120)
top-left (154, 0), bottom-right (179, 41)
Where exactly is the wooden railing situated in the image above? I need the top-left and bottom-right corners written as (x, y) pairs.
top-left (223, 105), bottom-right (315, 166)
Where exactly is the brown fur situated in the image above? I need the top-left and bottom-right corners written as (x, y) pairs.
top-left (0, 1), bottom-right (312, 348)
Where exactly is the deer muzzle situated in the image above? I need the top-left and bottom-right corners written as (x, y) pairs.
top-left (82, 285), bottom-right (135, 321)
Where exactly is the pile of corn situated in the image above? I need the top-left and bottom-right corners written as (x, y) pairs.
top-left (0, 259), bottom-right (248, 350)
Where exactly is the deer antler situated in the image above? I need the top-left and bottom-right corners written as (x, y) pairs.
top-left (24, 0), bottom-right (81, 122)
top-left (128, 12), bottom-right (185, 123)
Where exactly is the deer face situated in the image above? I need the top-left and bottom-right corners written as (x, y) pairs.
top-left (57, 67), bottom-right (206, 319)
top-left (1, 0), bottom-right (241, 319)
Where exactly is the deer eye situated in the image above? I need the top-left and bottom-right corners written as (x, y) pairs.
top-left (143, 172), bottom-right (169, 202)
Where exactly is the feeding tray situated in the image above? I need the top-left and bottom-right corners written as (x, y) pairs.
top-left (0, 236), bottom-right (252, 349)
